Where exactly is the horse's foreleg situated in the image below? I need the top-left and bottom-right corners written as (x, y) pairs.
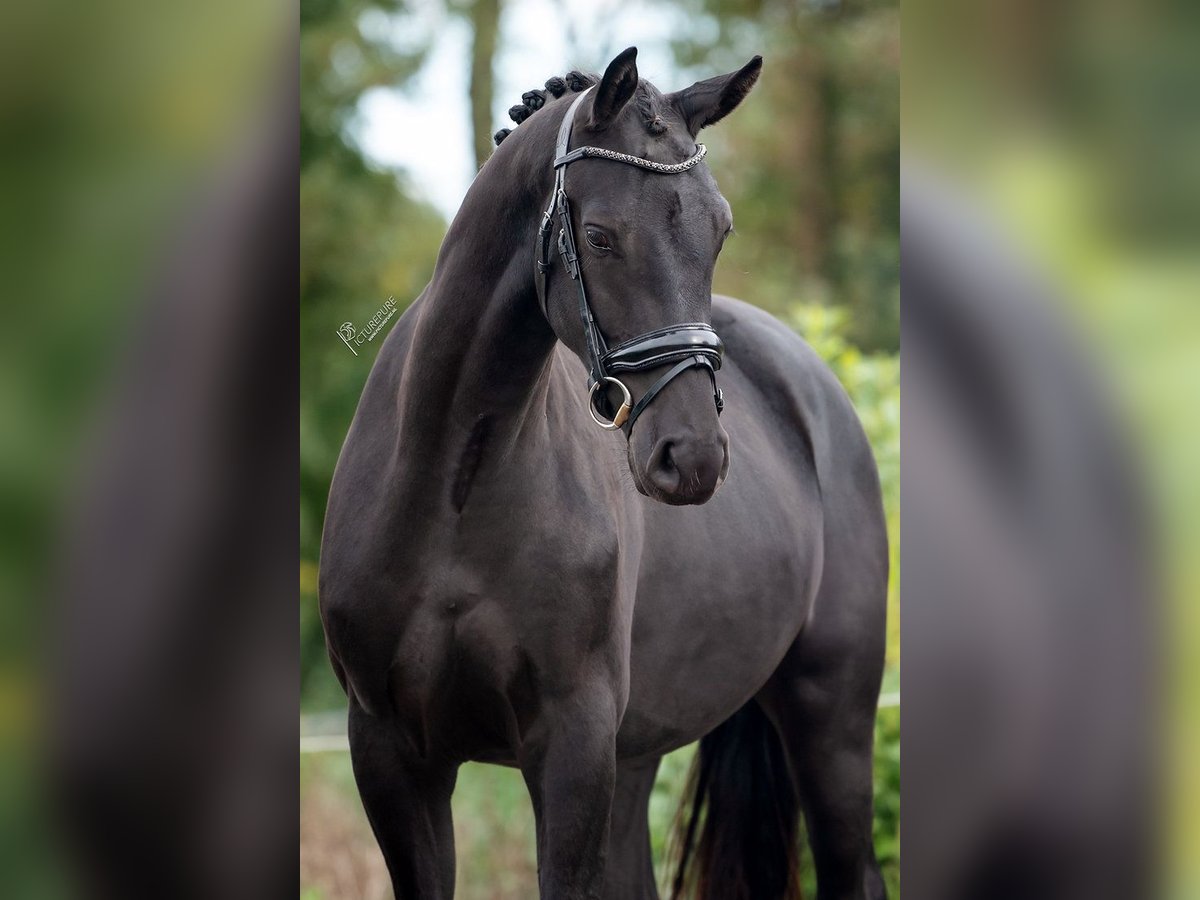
top-left (347, 699), bottom-right (458, 900)
top-left (520, 686), bottom-right (621, 899)
top-left (603, 756), bottom-right (662, 899)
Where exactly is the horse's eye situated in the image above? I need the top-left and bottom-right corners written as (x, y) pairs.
top-left (585, 228), bottom-right (611, 251)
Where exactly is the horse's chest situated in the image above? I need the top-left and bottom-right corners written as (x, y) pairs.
top-left (385, 513), bottom-right (625, 745)
top-left (387, 584), bottom-right (607, 762)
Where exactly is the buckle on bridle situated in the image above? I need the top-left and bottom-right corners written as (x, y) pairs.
top-left (587, 377), bottom-right (632, 430)
top-left (558, 229), bottom-right (580, 279)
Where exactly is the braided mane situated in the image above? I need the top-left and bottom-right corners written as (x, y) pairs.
top-left (493, 70), bottom-right (669, 147)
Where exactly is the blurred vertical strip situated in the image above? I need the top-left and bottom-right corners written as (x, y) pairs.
top-left (0, 0), bottom-right (298, 896)
top-left (903, 0), bottom-right (1199, 897)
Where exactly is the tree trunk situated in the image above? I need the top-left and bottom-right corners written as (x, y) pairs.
top-left (787, 38), bottom-right (835, 287)
top-left (468, 0), bottom-right (502, 170)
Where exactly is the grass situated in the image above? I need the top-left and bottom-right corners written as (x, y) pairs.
top-left (299, 702), bottom-right (900, 899)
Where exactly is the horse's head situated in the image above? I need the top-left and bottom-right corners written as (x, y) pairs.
top-left (539, 48), bottom-right (762, 506)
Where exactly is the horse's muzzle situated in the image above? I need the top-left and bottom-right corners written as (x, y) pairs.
top-left (636, 429), bottom-right (729, 505)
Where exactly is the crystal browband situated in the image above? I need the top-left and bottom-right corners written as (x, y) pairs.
top-left (553, 144), bottom-right (707, 174)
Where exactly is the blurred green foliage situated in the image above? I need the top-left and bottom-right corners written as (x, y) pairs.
top-left (300, 0), bottom-right (899, 894)
top-left (905, 0), bottom-right (1200, 883)
top-left (671, 0), bottom-right (900, 351)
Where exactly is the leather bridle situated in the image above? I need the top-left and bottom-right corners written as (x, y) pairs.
top-left (535, 87), bottom-right (725, 434)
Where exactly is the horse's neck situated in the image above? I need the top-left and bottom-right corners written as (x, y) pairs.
top-left (395, 152), bottom-right (558, 481)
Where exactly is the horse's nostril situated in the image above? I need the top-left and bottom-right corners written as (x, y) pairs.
top-left (661, 442), bottom-right (676, 472)
top-left (643, 434), bottom-right (725, 505)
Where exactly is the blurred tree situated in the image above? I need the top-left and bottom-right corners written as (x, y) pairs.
top-left (301, 0), bottom-right (423, 168)
top-left (671, 0), bottom-right (899, 351)
top-left (463, 0), bottom-right (503, 168)
top-left (301, 0), bottom-right (446, 706)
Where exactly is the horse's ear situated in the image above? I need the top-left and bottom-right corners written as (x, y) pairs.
top-left (669, 56), bottom-right (763, 135)
top-left (590, 46), bottom-right (639, 129)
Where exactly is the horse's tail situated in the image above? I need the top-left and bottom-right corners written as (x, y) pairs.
top-left (669, 701), bottom-right (802, 900)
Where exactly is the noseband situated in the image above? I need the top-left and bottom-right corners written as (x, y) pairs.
top-left (535, 87), bottom-right (725, 434)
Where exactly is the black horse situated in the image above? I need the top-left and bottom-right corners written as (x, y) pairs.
top-left (320, 48), bottom-right (888, 900)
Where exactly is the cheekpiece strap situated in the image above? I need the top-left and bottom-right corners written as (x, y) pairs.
top-left (533, 84), bottom-right (726, 434)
